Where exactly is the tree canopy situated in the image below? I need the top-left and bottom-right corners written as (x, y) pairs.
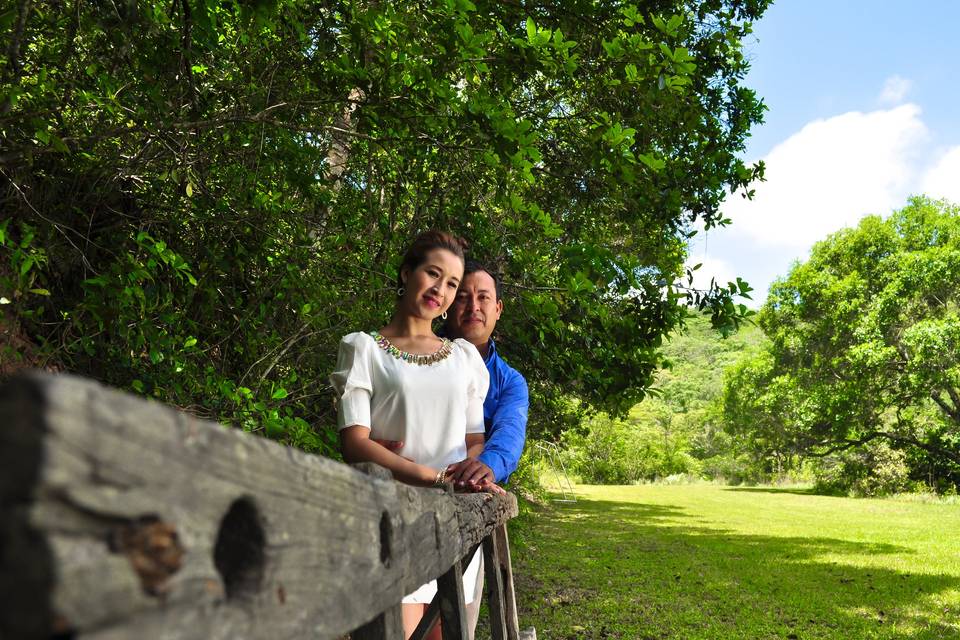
top-left (723, 198), bottom-right (960, 492)
top-left (2, 0), bottom-right (765, 454)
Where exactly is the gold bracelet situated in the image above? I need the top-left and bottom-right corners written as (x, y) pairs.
top-left (434, 468), bottom-right (447, 487)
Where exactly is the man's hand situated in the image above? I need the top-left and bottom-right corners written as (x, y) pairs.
top-left (446, 457), bottom-right (495, 491)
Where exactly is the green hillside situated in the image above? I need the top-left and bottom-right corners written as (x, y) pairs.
top-left (561, 312), bottom-right (766, 484)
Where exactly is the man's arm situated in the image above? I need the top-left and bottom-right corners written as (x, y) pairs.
top-left (477, 371), bottom-right (528, 483)
top-left (449, 369), bottom-right (528, 487)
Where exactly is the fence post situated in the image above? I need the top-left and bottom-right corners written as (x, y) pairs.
top-left (482, 532), bottom-right (507, 640)
top-left (436, 555), bottom-right (469, 640)
top-left (352, 604), bottom-right (404, 640)
top-left (493, 524), bottom-right (520, 640)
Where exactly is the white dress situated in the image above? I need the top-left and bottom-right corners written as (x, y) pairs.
top-left (330, 331), bottom-right (490, 603)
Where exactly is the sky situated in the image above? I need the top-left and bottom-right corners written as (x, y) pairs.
top-left (686, 0), bottom-right (960, 306)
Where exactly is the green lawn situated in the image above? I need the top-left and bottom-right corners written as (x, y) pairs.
top-left (506, 485), bottom-right (960, 639)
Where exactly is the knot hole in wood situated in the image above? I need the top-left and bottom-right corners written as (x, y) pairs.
top-left (213, 497), bottom-right (265, 601)
top-left (379, 510), bottom-right (392, 566)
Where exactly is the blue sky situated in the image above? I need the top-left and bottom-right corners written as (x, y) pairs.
top-left (687, 0), bottom-right (960, 305)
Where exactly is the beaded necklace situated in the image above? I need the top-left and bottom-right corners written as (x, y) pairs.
top-left (370, 331), bottom-right (453, 365)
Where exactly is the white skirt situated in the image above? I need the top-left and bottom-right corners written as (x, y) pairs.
top-left (402, 549), bottom-right (483, 604)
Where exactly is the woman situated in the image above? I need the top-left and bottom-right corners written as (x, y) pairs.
top-left (329, 230), bottom-right (492, 639)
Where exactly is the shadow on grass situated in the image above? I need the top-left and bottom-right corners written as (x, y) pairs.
top-left (511, 496), bottom-right (959, 640)
top-left (722, 486), bottom-right (821, 496)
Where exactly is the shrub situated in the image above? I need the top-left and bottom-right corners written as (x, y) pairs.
top-left (812, 440), bottom-right (914, 497)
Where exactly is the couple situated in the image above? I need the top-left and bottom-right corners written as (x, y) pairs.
top-left (329, 230), bottom-right (528, 639)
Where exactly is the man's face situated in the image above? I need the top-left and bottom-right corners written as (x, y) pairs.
top-left (447, 270), bottom-right (502, 347)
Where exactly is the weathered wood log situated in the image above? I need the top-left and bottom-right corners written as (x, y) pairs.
top-left (0, 371), bottom-right (517, 640)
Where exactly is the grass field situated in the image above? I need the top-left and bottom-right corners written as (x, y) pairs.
top-left (505, 485), bottom-right (960, 639)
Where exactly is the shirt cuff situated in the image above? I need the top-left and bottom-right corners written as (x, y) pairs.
top-left (477, 450), bottom-right (508, 484)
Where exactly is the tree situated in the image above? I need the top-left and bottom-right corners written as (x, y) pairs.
top-left (1, 0), bottom-right (766, 454)
top-left (723, 197), bottom-right (960, 491)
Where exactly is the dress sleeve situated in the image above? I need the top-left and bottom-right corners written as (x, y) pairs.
top-left (461, 340), bottom-right (490, 435)
top-left (329, 333), bottom-right (373, 430)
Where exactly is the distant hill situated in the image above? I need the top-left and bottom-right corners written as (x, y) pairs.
top-left (656, 311), bottom-right (766, 412)
top-left (562, 310), bottom-right (767, 483)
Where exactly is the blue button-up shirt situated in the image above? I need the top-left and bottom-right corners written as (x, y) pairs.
top-left (477, 339), bottom-right (529, 483)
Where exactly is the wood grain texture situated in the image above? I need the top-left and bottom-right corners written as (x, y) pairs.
top-left (0, 372), bottom-right (517, 640)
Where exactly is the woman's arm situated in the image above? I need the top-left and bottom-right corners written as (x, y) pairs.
top-left (341, 425), bottom-right (440, 486)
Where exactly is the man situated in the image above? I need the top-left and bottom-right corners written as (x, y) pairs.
top-left (443, 260), bottom-right (529, 639)
top-left (443, 261), bottom-right (529, 491)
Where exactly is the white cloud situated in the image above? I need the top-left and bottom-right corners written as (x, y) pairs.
top-left (878, 75), bottom-right (912, 105)
top-left (921, 146), bottom-right (960, 204)
top-left (683, 255), bottom-right (738, 293)
top-left (723, 104), bottom-right (928, 249)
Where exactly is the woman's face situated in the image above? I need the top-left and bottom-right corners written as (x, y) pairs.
top-left (400, 248), bottom-right (464, 320)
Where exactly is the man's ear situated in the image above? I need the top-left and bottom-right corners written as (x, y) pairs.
top-left (494, 298), bottom-right (503, 320)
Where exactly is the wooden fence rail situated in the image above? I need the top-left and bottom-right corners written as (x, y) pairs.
top-left (0, 372), bottom-right (532, 640)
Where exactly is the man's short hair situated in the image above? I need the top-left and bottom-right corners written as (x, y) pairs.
top-left (464, 260), bottom-right (502, 301)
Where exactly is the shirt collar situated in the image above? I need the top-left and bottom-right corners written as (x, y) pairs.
top-left (484, 338), bottom-right (498, 365)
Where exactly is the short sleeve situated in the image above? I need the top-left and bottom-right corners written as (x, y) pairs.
top-left (329, 333), bottom-right (373, 430)
top-left (459, 340), bottom-right (490, 435)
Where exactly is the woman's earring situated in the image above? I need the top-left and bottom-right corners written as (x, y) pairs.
top-left (397, 286), bottom-right (405, 297)
top-left (441, 311), bottom-right (448, 320)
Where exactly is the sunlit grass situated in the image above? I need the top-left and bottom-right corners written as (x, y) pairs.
top-left (506, 484), bottom-right (960, 639)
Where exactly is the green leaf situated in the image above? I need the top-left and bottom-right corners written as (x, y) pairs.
top-left (526, 17), bottom-right (537, 42)
top-left (183, 336), bottom-right (198, 348)
top-left (637, 153), bottom-right (666, 171)
top-left (0, 9), bottom-right (17, 30)
top-left (28, 288), bottom-right (51, 296)
top-left (50, 134), bottom-right (70, 153)
top-left (272, 387), bottom-right (288, 400)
